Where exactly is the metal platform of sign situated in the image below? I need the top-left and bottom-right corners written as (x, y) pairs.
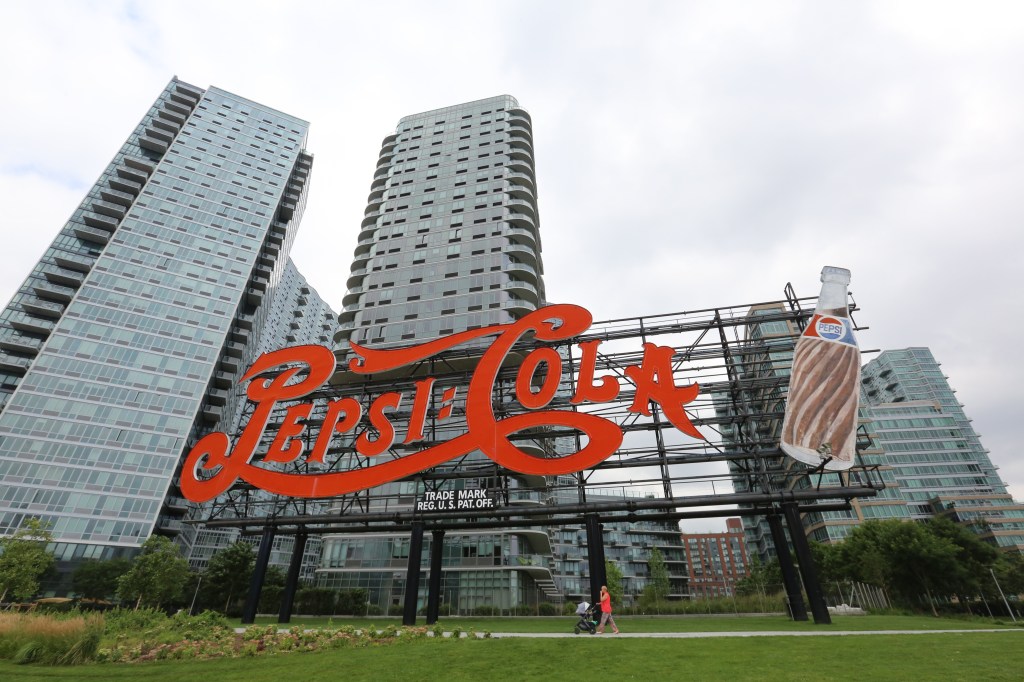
top-left (184, 281), bottom-right (885, 626)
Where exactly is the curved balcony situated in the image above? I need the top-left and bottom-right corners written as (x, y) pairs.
top-left (346, 266), bottom-right (368, 289)
top-left (508, 126), bottom-right (533, 145)
top-left (507, 143), bottom-right (533, 163)
top-left (506, 225), bottom-right (537, 248)
top-left (370, 176), bottom-right (387, 191)
top-left (364, 196), bottom-right (383, 214)
top-left (504, 243), bottom-right (540, 269)
top-left (508, 108), bottom-right (532, 124)
top-left (506, 262), bottom-right (539, 286)
top-left (504, 170), bottom-right (535, 190)
top-left (504, 210), bottom-right (537, 232)
top-left (350, 253), bottom-right (371, 272)
top-left (504, 278), bottom-right (540, 304)
top-left (341, 284), bottom-right (366, 306)
top-left (503, 295), bottom-right (536, 318)
top-left (505, 155), bottom-right (534, 171)
top-left (506, 198), bottom-right (536, 219)
top-left (360, 213), bottom-right (381, 229)
top-left (505, 184), bottom-right (536, 205)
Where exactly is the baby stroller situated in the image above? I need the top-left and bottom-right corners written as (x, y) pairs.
top-left (573, 600), bottom-right (599, 635)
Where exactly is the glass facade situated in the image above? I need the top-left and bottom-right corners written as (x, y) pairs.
top-left (861, 349), bottom-right (1022, 551)
top-left (0, 78), bottom-right (314, 587)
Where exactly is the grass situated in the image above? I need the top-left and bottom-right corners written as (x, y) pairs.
top-left (2, 632), bottom-right (1022, 681)
top-left (249, 613), bottom-right (1020, 633)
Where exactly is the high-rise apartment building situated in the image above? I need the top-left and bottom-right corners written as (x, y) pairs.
top-left (318, 96), bottom-right (686, 611)
top-left (0, 78), bottom-right (314, 588)
top-left (335, 95), bottom-right (542, 351)
top-left (861, 348), bottom-right (1023, 552)
top-left (321, 95), bottom-right (552, 612)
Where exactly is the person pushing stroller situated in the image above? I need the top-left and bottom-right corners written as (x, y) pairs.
top-left (572, 599), bottom-right (599, 634)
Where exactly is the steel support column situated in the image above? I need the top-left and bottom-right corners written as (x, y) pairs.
top-left (585, 513), bottom-right (607, 605)
top-left (426, 529), bottom-right (445, 624)
top-left (768, 511), bottom-right (807, 621)
top-left (402, 522), bottom-right (425, 626)
top-left (242, 525), bottom-right (275, 624)
top-left (784, 502), bottom-right (832, 624)
top-left (278, 531), bottom-right (307, 624)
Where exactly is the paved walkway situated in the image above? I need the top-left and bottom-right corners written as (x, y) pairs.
top-left (488, 629), bottom-right (1022, 638)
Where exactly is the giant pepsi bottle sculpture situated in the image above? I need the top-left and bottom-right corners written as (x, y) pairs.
top-left (780, 266), bottom-right (860, 470)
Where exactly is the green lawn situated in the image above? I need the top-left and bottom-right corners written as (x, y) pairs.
top-left (249, 613), bottom-right (1019, 633)
top-left (3, 632), bottom-right (1022, 681)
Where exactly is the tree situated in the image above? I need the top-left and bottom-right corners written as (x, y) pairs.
top-left (117, 536), bottom-right (191, 610)
top-left (926, 516), bottom-right (1000, 611)
top-left (641, 547), bottom-right (670, 606)
top-left (72, 558), bottom-right (132, 601)
top-left (0, 517), bottom-right (55, 602)
top-left (842, 519), bottom-right (960, 616)
top-left (200, 541), bottom-right (256, 614)
top-left (736, 557), bottom-right (783, 597)
top-left (604, 560), bottom-right (624, 608)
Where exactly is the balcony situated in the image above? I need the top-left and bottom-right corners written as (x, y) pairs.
top-left (0, 333), bottom-right (43, 354)
top-left (212, 370), bottom-right (234, 388)
top-left (8, 311), bottom-right (55, 335)
top-left (108, 175), bottom-right (142, 196)
top-left (158, 108), bottom-right (186, 126)
top-left (223, 341), bottom-right (245, 358)
top-left (117, 165), bottom-right (149, 185)
top-left (201, 405), bottom-right (223, 423)
top-left (33, 280), bottom-right (76, 302)
top-left (145, 126), bottom-right (174, 145)
top-left (21, 297), bottom-right (64, 319)
top-left (206, 387), bottom-right (228, 406)
top-left (504, 210), bottom-right (536, 231)
top-left (54, 252), bottom-right (94, 273)
top-left (41, 264), bottom-right (84, 288)
top-left (99, 187), bottom-right (137, 208)
top-left (83, 212), bottom-right (119, 232)
top-left (169, 91), bottom-right (198, 108)
top-left (504, 170), bottom-right (536, 190)
top-left (504, 279), bottom-right (540, 304)
top-left (92, 199), bottom-right (127, 220)
top-left (164, 100), bottom-right (192, 117)
top-left (151, 118), bottom-right (180, 136)
top-left (504, 244), bottom-right (539, 268)
top-left (506, 198), bottom-right (536, 217)
top-left (73, 224), bottom-right (111, 245)
top-left (138, 136), bottom-right (168, 154)
top-left (0, 352), bottom-right (32, 374)
top-left (506, 225), bottom-right (537, 248)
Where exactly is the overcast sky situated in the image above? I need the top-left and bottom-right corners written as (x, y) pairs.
top-left (2, 1), bottom-right (1022, 528)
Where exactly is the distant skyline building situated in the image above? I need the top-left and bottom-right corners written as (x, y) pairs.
top-left (681, 518), bottom-right (750, 599)
top-left (0, 78), bottom-right (314, 590)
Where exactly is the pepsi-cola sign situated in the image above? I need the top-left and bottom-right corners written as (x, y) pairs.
top-left (180, 304), bottom-right (703, 501)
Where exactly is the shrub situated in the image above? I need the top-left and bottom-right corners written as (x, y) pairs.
top-left (538, 603), bottom-right (558, 616)
top-left (471, 605), bottom-right (496, 616)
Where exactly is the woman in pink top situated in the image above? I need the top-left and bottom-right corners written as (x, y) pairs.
top-left (595, 585), bottom-right (620, 634)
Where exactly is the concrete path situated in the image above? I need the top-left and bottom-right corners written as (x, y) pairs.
top-left (488, 629), bottom-right (1023, 638)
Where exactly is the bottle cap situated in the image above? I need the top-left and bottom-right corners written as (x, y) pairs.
top-left (820, 266), bottom-right (851, 285)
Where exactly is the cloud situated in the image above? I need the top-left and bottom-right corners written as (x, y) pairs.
top-left (2, 0), bottom-right (1022, 512)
